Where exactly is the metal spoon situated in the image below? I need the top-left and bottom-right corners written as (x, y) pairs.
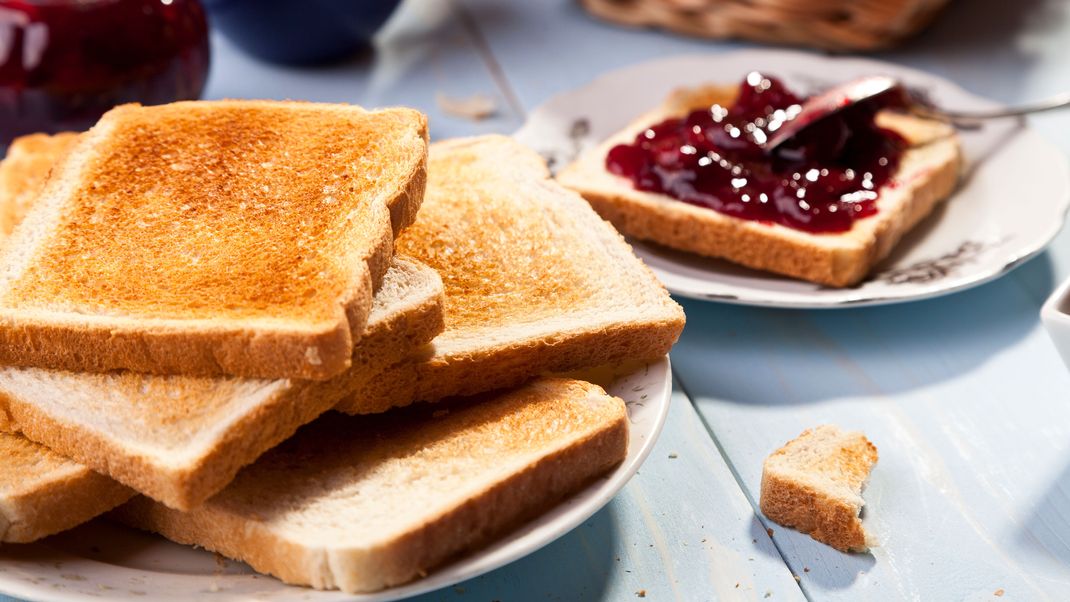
top-left (763, 75), bottom-right (1070, 152)
top-left (763, 76), bottom-right (899, 152)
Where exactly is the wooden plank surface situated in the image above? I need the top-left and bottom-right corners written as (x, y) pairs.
top-left (205, 0), bottom-right (524, 139)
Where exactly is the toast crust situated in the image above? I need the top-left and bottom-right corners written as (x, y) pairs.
top-left (759, 425), bottom-right (878, 552)
top-left (114, 378), bottom-right (629, 593)
top-left (0, 433), bottom-right (133, 543)
top-left (0, 101), bottom-right (429, 380)
top-left (558, 85), bottom-right (962, 287)
top-left (337, 136), bottom-right (685, 414)
top-left (0, 258), bottom-right (445, 510)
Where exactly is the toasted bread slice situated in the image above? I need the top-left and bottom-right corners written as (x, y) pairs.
top-left (0, 257), bottom-right (444, 511)
top-left (336, 135), bottom-right (684, 415)
top-left (114, 378), bottom-right (628, 593)
top-left (0, 432), bottom-right (133, 543)
top-left (0, 101), bottom-right (428, 380)
top-left (558, 85), bottom-right (962, 287)
top-left (0, 132), bottom-right (80, 237)
top-left (760, 425), bottom-right (878, 552)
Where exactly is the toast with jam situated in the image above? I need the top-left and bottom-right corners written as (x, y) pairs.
top-left (558, 75), bottom-right (962, 287)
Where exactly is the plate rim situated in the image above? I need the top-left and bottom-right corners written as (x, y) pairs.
top-left (0, 357), bottom-right (673, 602)
top-left (515, 49), bottom-right (1070, 309)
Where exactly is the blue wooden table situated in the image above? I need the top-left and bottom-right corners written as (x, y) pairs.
top-left (9, 1), bottom-right (1070, 600)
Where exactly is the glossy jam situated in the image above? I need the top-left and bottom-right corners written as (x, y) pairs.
top-left (0, 0), bottom-right (210, 147)
top-left (605, 73), bottom-right (907, 233)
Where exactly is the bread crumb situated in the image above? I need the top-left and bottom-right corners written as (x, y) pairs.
top-left (767, 528), bottom-right (774, 537)
top-left (994, 589), bottom-right (1004, 597)
top-left (436, 92), bottom-right (497, 121)
top-left (636, 590), bottom-right (647, 598)
top-left (803, 567), bottom-right (810, 573)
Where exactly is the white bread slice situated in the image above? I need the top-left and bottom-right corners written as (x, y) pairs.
top-left (0, 257), bottom-right (445, 511)
top-left (0, 101), bottom-right (428, 380)
top-left (558, 85), bottom-right (962, 287)
top-left (0, 432), bottom-right (133, 543)
top-left (760, 424), bottom-right (878, 552)
top-left (0, 132), bottom-right (79, 237)
top-left (336, 135), bottom-right (685, 415)
top-left (114, 378), bottom-right (629, 593)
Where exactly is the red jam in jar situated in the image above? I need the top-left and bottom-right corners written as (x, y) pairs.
top-left (0, 0), bottom-right (210, 147)
top-left (605, 72), bottom-right (908, 233)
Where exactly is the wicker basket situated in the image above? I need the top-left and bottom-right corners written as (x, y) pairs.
top-left (580, 0), bottom-right (952, 51)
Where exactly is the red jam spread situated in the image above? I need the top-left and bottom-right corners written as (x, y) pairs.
top-left (605, 73), bottom-right (908, 233)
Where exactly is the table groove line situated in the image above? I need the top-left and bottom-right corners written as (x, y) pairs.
top-left (672, 369), bottom-right (813, 602)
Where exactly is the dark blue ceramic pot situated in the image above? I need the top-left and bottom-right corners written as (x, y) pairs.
top-left (202, 0), bottom-right (402, 65)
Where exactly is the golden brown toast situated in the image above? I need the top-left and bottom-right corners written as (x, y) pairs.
top-left (558, 84), bottom-right (962, 287)
top-left (0, 101), bottom-right (428, 380)
top-left (336, 135), bottom-right (685, 414)
top-left (115, 378), bottom-right (628, 593)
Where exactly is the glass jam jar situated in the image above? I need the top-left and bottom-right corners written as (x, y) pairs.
top-left (0, 0), bottom-right (210, 147)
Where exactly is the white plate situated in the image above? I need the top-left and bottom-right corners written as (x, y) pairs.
top-left (0, 357), bottom-right (672, 602)
top-left (514, 50), bottom-right (1070, 308)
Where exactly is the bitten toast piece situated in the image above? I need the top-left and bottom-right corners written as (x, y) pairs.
top-left (0, 100), bottom-right (428, 380)
top-left (558, 85), bottom-right (962, 287)
top-left (0, 432), bottom-right (133, 543)
top-left (114, 378), bottom-right (629, 594)
top-left (760, 425), bottom-right (878, 552)
top-left (336, 135), bottom-right (685, 414)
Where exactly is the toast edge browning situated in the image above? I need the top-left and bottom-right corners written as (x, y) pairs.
top-left (0, 104), bottom-right (430, 381)
top-left (0, 464), bottom-right (134, 543)
top-left (558, 93), bottom-right (963, 287)
top-left (0, 261), bottom-right (445, 511)
top-left (338, 314), bottom-right (682, 415)
top-left (113, 383), bottom-right (630, 593)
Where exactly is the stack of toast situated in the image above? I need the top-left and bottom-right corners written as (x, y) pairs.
top-left (0, 103), bottom-right (684, 593)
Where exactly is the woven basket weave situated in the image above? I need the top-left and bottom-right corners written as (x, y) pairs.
top-left (581, 0), bottom-right (952, 51)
